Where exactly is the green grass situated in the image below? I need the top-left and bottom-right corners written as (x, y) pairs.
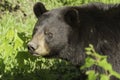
top-left (0, 0), bottom-right (120, 80)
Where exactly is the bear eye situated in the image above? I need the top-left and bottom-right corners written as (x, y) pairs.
top-left (44, 31), bottom-right (53, 39)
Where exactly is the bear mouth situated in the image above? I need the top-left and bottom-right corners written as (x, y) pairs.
top-left (28, 48), bottom-right (59, 58)
top-left (29, 51), bottom-right (40, 56)
top-left (32, 52), bottom-right (40, 56)
top-left (43, 52), bottom-right (59, 58)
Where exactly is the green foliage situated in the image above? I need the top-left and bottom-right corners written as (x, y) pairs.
top-left (81, 44), bottom-right (120, 80)
top-left (86, 70), bottom-right (98, 80)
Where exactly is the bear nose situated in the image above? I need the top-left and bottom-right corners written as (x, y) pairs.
top-left (27, 42), bottom-right (37, 53)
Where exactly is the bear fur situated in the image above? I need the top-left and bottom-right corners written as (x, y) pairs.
top-left (28, 2), bottom-right (120, 80)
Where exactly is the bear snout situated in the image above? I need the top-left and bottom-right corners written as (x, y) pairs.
top-left (27, 38), bottom-right (51, 56)
top-left (27, 42), bottom-right (38, 55)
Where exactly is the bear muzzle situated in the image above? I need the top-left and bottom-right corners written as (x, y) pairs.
top-left (27, 41), bottom-right (50, 56)
top-left (27, 33), bottom-right (50, 56)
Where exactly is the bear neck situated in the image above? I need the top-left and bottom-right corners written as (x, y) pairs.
top-left (59, 27), bottom-right (91, 66)
top-left (59, 38), bottom-right (86, 66)
top-left (58, 23), bottom-right (105, 66)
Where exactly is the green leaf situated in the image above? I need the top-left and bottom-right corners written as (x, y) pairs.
top-left (86, 51), bottom-right (92, 55)
top-left (85, 47), bottom-right (92, 51)
top-left (14, 32), bottom-right (23, 50)
top-left (86, 70), bottom-right (98, 80)
top-left (97, 58), bottom-right (112, 71)
top-left (100, 74), bottom-right (110, 80)
top-left (111, 71), bottom-right (120, 79)
top-left (6, 28), bottom-right (15, 41)
top-left (81, 57), bottom-right (95, 70)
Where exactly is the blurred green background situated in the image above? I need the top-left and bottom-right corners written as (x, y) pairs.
top-left (0, 0), bottom-right (120, 80)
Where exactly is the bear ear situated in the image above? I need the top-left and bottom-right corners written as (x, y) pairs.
top-left (64, 8), bottom-right (80, 27)
top-left (33, 2), bottom-right (47, 18)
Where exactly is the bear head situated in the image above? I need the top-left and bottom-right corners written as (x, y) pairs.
top-left (27, 2), bottom-right (80, 57)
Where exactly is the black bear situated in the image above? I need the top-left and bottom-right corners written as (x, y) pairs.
top-left (27, 2), bottom-right (120, 80)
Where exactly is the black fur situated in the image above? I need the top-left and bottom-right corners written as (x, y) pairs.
top-left (29, 2), bottom-right (120, 80)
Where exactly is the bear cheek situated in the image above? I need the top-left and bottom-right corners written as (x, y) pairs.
top-left (35, 37), bottom-right (50, 56)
